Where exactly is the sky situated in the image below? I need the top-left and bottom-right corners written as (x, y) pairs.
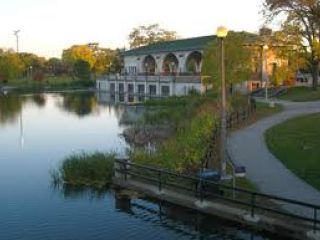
top-left (0, 0), bottom-right (270, 58)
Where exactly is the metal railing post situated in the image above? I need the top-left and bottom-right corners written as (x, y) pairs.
top-left (199, 179), bottom-right (203, 203)
top-left (195, 182), bottom-right (198, 198)
top-left (200, 182), bottom-right (204, 203)
top-left (314, 208), bottom-right (318, 233)
top-left (124, 161), bottom-right (127, 181)
top-left (251, 193), bottom-right (256, 218)
top-left (232, 168), bottom-right (236, 200)
top-left (158, 170), bottom-right (162, 192)
top-left (236, 110), bottom-right (239, 123)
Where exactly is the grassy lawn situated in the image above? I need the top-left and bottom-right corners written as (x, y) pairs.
top-left (255, 102), bottom-right (283, 120)
top-left (265, 113), bottom-right (320, 191)
top-left (279, 86), bottom-right (320, 102)
top-left (231, 102), bottom-right (283, 132)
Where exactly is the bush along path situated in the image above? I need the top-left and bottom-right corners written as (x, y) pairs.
top-left (227, 99), bottom-right (320, 218)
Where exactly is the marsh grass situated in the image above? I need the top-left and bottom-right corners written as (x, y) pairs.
top-left (132, 95), bottom-right (220, 173)
top-left (52, 152), bottom-right (115, 188)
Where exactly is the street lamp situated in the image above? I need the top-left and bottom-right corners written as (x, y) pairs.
top-left (263, 44), bottom-right (269, 102)
top-left (13, 30), bottom-right (20, 53)
top-left (216, 26), bottom-right (228, 178)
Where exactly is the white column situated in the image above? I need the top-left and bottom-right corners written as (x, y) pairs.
top-left (179, 53), bottom-right (188, 73)
top-left (145, 80), bottom-right (148, 96)
top-left (105, 81), bottom-right (110, 92)
top-left (198, 62), bottom-right (203, 73)
top-left (124, 83), bottom-right (128, 103)
top-left (115, 81), bottom-right (119, 93)
top-left (157, 76), bottom-right (161, 96)
top-left (156, 54), bottom-right (165, 75)
top-left (133, 78), bottom-right (138, 102)
top-left (170, 77), bottom-right (175, 96)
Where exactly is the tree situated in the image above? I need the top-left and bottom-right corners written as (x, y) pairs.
top-left (129, 24), bottom-right (177, 49)
top-left (202, 31), bottom-right (253, 94)
top-left (92, 48), bottom-right (121, 76)
top-left (109, 48), bottom-right (123, 73)
top-left (269, 30), bottom-right (307, 86)
top-left (46, 58), bottom-right (68, 76)
top-left (19, 53), bottom-right (46, 79)
top-left (62, 45), bottom-right (95, 69)
top-left (263, 0), bottom-right (320, 90)
top-left (0, 50), bottom-right (24, 82)
top-left (73, 59), bottom-right (91, 80)
top-left (62, 44), bottom-right (123, 79)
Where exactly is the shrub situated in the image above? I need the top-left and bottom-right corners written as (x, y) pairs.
top-left (132, 100), bottom-right (218, 174)
top-left (55, 152), bottom-right (115, 188)
top-left (32, 70), bottom-right (45, 82)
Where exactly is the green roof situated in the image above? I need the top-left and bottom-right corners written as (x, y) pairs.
top-left (124, 35), bottom-right (216, 56)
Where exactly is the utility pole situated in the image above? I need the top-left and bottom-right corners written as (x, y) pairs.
top-left (13, 30), bottom-right (20, 53)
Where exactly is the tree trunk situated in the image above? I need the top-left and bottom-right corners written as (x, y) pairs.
top-left (311, 61), bottom-right (319, 90)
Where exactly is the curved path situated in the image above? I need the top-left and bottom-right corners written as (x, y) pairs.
top-left (227, 100), bottom-right (320, 217)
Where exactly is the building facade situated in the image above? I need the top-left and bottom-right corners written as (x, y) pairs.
top-left (96, 32), bottom-right (296, 102)
top-left (96, 36), bottom-right (215, 101)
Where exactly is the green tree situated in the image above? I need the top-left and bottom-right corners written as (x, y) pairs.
top-left (62, 45), bottom-right (95, 69)
top-left (265, 29), bottom-right (307, 86)
top-left (263, 0), bottom-right (320, 90)
top-left (202, 31), bottom-right (253, 94)
top-left (109, 48), bottom-right (123, 73)
top-left (129, 24), bottom-right (177, 49)
top-left (92, 48), bottom-right (121, 76)
top-left (0, 50), bottom-right (24, 82)
top-left (19, 53), bottom-right (46, 80)
top-left (46, 58), bottom-right (68, 76)
top-left (73, 59), bottom-right (91, 80)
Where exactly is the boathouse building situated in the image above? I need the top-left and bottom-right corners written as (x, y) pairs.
top-left (96, 36), bottom-right (215, 99)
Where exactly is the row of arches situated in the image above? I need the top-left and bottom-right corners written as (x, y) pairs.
top-left (142, 51), bottom-right (202, 75)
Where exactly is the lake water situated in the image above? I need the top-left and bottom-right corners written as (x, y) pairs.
top-left (0, 92), bottom-right (277, 240)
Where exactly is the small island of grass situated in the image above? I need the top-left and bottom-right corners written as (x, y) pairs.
top-left (52, 152), bottom-right (115, 188)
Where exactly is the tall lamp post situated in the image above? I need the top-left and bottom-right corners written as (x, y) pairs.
top-left (216, 26), bottom-right (228, 178)
top-left (13, 30), bottom-right (20, 53)
top-left (262, 44), bottom-right (269, 102)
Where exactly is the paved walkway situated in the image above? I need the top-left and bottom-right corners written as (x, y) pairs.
top-left (227, 99), bottom-right (320, 217)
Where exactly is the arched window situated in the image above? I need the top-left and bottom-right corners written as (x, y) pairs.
top-left (143, 55), bottom-right (156, 75)
top-left (162, 53), bottom-right (179, 75)
top-left (185, 51), bottom-right (202, 74)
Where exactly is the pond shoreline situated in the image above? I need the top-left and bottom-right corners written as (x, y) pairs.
top-left (1, 85), bottom-right (95, 94)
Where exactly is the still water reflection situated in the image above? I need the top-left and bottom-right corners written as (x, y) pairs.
top-left (0, 92), bottom-right (277, 240)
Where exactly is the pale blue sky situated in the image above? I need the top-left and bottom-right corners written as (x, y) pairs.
top-left (0, 0), bottom-right (269, 58)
